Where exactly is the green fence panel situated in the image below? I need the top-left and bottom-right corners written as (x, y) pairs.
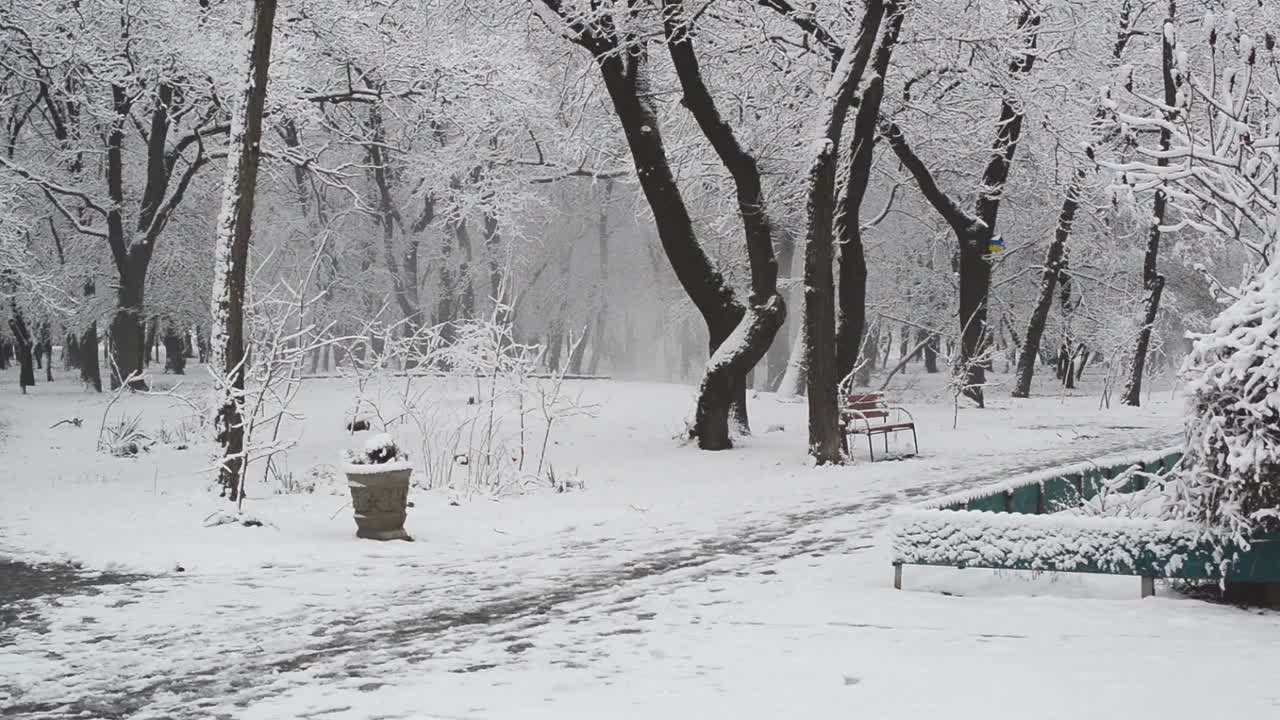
top-left (966, 492), bottom-right (1008, 513)
top-left (1008, 483), bottom-right (1041, 514)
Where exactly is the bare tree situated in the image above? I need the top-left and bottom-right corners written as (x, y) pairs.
top-left (210, 0), bottom-right (280, 501)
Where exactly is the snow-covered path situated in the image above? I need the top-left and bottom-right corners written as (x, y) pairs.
top-left (2, 426), bottom-right (1188, 719)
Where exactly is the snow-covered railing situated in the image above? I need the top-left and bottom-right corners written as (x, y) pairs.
top-left (923, 447), bottom-right (1183, 514)
top-left (888, 446), bottom-right (1280, 595)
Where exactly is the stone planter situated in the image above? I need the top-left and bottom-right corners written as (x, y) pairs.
top-left (342, 461), bottom-right (412, 541)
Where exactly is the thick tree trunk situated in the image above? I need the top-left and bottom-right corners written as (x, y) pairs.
top-left (802, 0), bottom-right (887, 463)
top-left (109, 267), bottom-right (148, 390)
top-left (552, 9), bottom-right (743, 449)
top-left (662, 0), bottom-right (793, 446)
top-left (209, 0), bottom-right (278, 502)
top-left (8, 305), bottom-right (36, 392)
top-left (1122, 4), bottom-right (1175, 407)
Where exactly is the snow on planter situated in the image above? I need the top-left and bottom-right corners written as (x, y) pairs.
top-left (341, 433), bottom-right (412, 474)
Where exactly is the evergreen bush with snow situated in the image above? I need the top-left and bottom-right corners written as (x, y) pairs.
top-left (1175, 261), bottom-right (1280, 545)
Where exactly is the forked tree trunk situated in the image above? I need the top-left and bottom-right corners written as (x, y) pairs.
top-left (1013, 176), bottom-right (1078, 398)
top-left (803, 0), bottom-right (888, 463)
top-left (209, 0), bottom-right (278, 502)
top-left (540, 2), bottom-right (746, 450)
top-left (835, 4), bottom-right (903, 385)
top-left (662, 0), bottom-right (788, 448)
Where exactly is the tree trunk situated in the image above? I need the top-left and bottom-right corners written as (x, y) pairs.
top-left (64, 334), bottom-right (79, 370)
top-left (143, 316), bottom-right (157, 365)
top-left (563, 16), bottom-right (747, 440)
top-left (923, 332), bottom-right (939, 373)
top-left (1012, 177), bottom-right (1078, 398)
top-left (8, 305), bottom-right (36, 392)
top-left (567, 325), bottom-right (588, 375)
top-left (803, 0), bottom-right (888, 463)
top-left (766, 228), bottom-right (797, 391)
top-left (587, 180), bottom-right (613, 376)
top-left (1122, 3), bottom-right (1175, 407)
top-left (549, 8), bottom-right (746, 449)
top-left (163, 323), bottom-right (186, 375)
top-left (109, 265), bottom-right (148, 390)
top-left (776, 325), bottom-right (807, 397)
top-left (881, 9), bottom-right (1039, 409)
top-left (80, 313), bottom-right (101, 392)
top-left (662, 0), bottom-right (793, 447)
top-left (835, 5), bottom-right (902, 387)
top-left (209, 0), bottom-right (278, 502)
top-left (546, 322), bottom-right (564, 372)
top-left (855, 320), bottom-right (879, 386)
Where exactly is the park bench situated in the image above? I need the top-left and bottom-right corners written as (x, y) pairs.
top-left (840, 392), bottom-right (918, 461)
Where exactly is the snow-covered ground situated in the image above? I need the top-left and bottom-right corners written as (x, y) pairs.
top-left (4, 366), bottom-right (1279, 719)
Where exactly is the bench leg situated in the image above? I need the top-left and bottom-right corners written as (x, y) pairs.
top-left (867, 433), bottom-right (875, 461)
top-left (893, 562), bottom-right (903, 590)
top-left (910, 427), bottom-right (919, 456)
top-left (884, 432), bottom-right (890, 455)
top-left (1140, 576), bottom-right (1155, 599)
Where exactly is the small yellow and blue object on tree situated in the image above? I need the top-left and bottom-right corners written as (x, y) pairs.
top-left (988, 236), bottom-right (1005, 254)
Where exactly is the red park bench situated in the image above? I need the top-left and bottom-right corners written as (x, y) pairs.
top-left (839, 392), bottom-right (918, 461)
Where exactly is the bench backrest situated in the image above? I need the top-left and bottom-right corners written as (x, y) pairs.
top-left (844, 392), bottom-right (889, 419)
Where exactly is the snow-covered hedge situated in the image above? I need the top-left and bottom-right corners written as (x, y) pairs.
top-left (891, 509), bottom-right (1216, 578)
top-left (1176, 260), bottom-right (1280, 545)
top-left (889, 446), bottom-right (1211, 579)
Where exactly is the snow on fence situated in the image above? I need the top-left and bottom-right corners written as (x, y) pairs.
top-left (889, 447), bottom-right (1280, 592)
top-left (919, 446), bottom-right (1184, 513)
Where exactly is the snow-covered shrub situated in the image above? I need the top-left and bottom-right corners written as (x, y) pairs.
top-left (344, 308), bottom-right (594, 499)
top-left (1173, 260), bottom-right (1280, 544)
top-left (100, 414), bottom-right (150, 457)
top-left (344, 433), bottom-right (407, 466)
